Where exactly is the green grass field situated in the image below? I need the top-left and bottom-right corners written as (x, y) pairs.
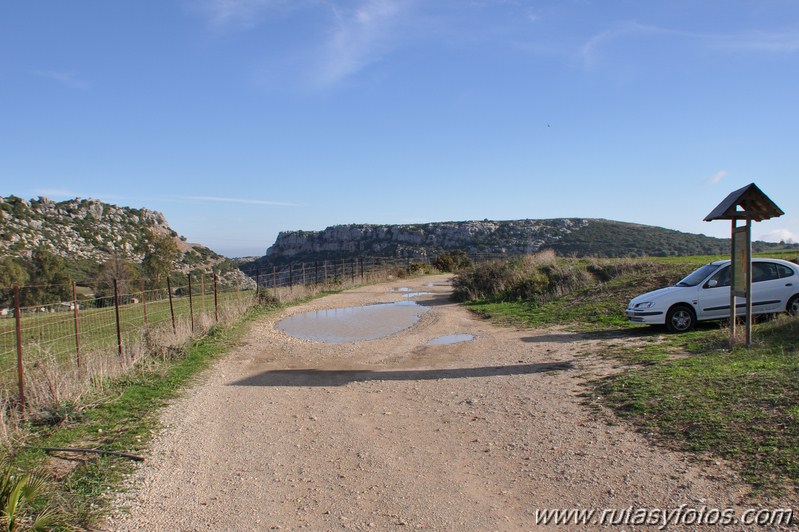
top-left (0, 289), bottom-right (255, 388)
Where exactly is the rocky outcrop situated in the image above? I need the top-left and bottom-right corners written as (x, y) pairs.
top-left (266, 219), bottom-right (591, 261)
top-left (0, 195), bottom-right (228, 275)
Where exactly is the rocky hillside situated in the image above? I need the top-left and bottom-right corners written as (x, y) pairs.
top-left (0, 196), bottom-right (248, 283)
top-left (266, 219), bottom-right (587, 261)
top-left (260, 218), bottom-right (793, 265)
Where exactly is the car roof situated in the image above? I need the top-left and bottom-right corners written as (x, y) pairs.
top-left (709, 257), bottom-right (798, 267)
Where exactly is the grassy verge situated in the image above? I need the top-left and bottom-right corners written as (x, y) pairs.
top-left (461, 253), bottom-right (799, 495)
top-left (4, 303), bottom-right (279, 528)
top-left (594, 318), bottom-right (799, 494)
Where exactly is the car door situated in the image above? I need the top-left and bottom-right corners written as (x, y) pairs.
top-left (751, 261), bottom-right (789, 313)
top-left (697, 265), bottom-right (732, 320)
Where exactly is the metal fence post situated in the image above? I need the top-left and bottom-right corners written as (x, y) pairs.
top-left (141, 278), bottom-right (148, 327)
top-left (13, 286), bottom-right (26, 421)
top-left (167, 277), bottom-right (176, 335)
top-left (200, 273), bottom-right (206, 315)
top-left (72, 281), bottom-right (81, 368)
top-left (113, 279), bottom-right (123, 356)
top-left (213, 273), bottom-right (219, 323)
top-left (188, 274), bottom-right (194, 334)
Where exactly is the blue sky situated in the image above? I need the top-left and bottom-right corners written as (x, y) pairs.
top-left (2, 1), bottom-right (798, 257)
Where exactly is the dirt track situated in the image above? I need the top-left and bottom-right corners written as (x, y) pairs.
top-left (106, 274), bottom-right (765, 531)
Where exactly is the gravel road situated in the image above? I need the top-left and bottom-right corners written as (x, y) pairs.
top-left (105, 274), bottom-right (786, 531)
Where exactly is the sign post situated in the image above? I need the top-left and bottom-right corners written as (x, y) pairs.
top-left (730, 222), bottom-right (751, 347)
top-left (704, 183), bottom-right (783, 349)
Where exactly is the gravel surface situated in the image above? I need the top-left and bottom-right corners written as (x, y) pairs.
top-left (105, 274), bottom-right (790, 531)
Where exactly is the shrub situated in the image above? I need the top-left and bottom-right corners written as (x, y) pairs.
top-left (453, 252), bottom-right (655, 306)
top-left (433, 250), bottom-right (473, 272)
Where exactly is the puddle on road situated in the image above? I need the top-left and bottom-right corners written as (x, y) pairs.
top-left (402, 292), bottom-right (435, 298)
top-left (277, 301), bottom-right (429, 343)
top-left (391, 287), bottom-right (412, 292)
top-left (428, 334), bottom-right (475, 345)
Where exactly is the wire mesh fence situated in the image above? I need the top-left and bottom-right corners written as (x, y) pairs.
top-left (0, 253), bottom-right (464, 421)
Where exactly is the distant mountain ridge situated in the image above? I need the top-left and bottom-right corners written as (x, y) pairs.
top-left (260, 218), bottom-right (793, 265)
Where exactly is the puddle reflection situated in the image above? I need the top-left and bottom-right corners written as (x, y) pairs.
top-left (428, 334), bottom-right (475, 345)
top-left (277, 301), bottom-right (429, 343)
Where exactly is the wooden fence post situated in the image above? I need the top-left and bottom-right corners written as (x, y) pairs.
top-left (167, 277), bottom-right (176, 335)
top-left (72, 281), bottom-right (81, 368)
top-left (13, 286), bottom-right (26, 421)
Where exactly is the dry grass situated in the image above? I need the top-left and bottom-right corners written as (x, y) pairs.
top-left (0, 292), bottom-right (259, 451)
top-left (0, 268), bottom-right (410, 450)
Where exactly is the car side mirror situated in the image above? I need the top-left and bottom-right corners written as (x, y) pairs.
top-left (706, 279), bottom-right (718, 288)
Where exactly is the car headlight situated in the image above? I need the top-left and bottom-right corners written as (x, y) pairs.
top-left (634, 302), bottom-right (654, 310)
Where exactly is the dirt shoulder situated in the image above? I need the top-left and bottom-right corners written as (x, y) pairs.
top-left (105, 274), bottom-right (765, 531)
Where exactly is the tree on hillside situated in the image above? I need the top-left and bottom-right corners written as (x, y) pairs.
top-left (142, 231), bottom-right (180, 288)
top-left (0, 257), bottom-right (29, 306)
top-left (22, 247), bottom-right (72, 306)
top-left (94, 255), bottom-right (138, 299)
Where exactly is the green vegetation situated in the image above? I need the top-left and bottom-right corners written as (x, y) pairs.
top-left (547, 219), bottom-right (795, 257)
top-left (458, 251), bottom-right (711, 330)
top-left (459, 251), bottom-right (799, 494)
top-left (0, 462), bottom-right (63, 530)
top-left (595, 320), bottom-right (799, 492)
top-left (432, 250), bottom-right (473, 272)
top-left (0, 289), bottom-right (249, 383)
top-left (3, 303), bottom-right (275, 528)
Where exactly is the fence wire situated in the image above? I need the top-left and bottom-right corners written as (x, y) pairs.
top-left (0, 254), bottom-right (457, 415)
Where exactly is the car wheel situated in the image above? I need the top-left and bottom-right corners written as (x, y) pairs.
top-left (788, 295), bottom-right (799, 317)
top-left (666, 305), bottom-right (696, 333)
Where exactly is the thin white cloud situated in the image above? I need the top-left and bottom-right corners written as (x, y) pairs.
top-left (708, 171), bottom-right (727, 185)
top-left (187, 195), bottom-right (302, 207)
top-left (31, 70), bottom-right (90, 90)
top-left (314, 0), bottom-right (410, 88)
top-left (196, 0), bottom-right (278, 29)
top-left (581, 23), bottom-right (799, 67)
top-left (758, 228), bottom-right (797, 243)
top-left (713, 31), bottom-right (799, 53)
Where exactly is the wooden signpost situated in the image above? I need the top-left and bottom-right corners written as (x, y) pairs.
top-left (704, 183), bottom-right (784, 348)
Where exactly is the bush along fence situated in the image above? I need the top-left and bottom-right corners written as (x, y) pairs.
top-left (0, 253), bottom-right (464, 427)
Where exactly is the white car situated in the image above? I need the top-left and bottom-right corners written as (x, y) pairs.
top-left (626, 258), bottom-right (799, 333)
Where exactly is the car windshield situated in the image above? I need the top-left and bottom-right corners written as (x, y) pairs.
top-left (675, 263), bottom-right (722, 287)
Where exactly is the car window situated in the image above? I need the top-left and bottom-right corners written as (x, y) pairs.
top-left (677, 263), bottom-right (721, 287)
top-left (706, 266), bottom-right (730, 288)
top-left (777, 264), bottom-right (796, 279)
top-left (752, 262), bottom-right (779, 283)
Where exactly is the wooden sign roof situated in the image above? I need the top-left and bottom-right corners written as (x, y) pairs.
top-left (704, 182), bottom-right (784, 222)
